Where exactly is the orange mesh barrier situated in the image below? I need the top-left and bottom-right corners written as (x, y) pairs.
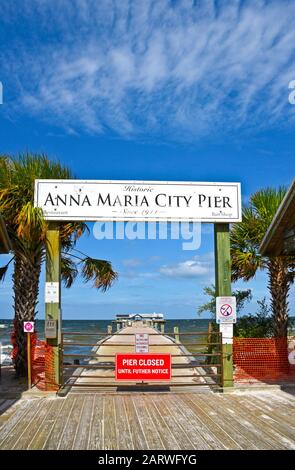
top-left (31, 338), bottom-right (59, 391)
top-left (233, 337), bottom-right (295, 383)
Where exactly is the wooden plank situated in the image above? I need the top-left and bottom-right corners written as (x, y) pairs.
top-left (0, 399), bottom-right (45, 449)
top-left (87, 394), bottom-right (104, 450)
top-left (58, 396), bottom-right (85, 450)
top-left (103, 395), bottom-right (118, 450)
top-left (13, 400), bottom-right (56, 450)
top-left (0, 400), bottom-right (32, 443)
top-left (72, 395), bottom-right (95, 450)
top-left (43, 396), bottom-right (77, 450)
top-left (247, 392), bottom-right (295, 419)
top-left (192, 396), bottom-right (273, 450)
top-left (171, 394), bottom-right (237, 450)
top-left (113, 395), bottom-right (134, 450)
top-left (132, 395), bottom-right (165, 450)
top-left (123, 395), bottom-right (149, 449)
top-left (142, 395), bottom-right (180, 450)
top-left (27, 398), bottom-right (66, 450)
top-left (163, 392), bottom-right (210, 450)
top-left (240, 392), bottom-right (295, 425)
top-left (151, 395), bottom-right (199, 449)
top-left (167, 394), bottom-right (226, 450)
top-left (229, 395), bottom-right (295, 448)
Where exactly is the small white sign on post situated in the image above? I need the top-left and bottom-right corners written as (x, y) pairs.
top-left (288, 349), bottom-right (295, 365)
top-left (135, 333), bottom-right (149, 353)
top-left (45, 282), bottom-right (59, 303)
top-left (216, 296), bottom-right (237, 324)
top-left (219, 323), bottom-right (233, 344)
top-left (45, 319), bottom-right (57, 339)
top-left (23, 321), bottom-right (34, 333)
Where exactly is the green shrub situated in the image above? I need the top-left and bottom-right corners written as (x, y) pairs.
top-left (234, 298), bottom-right (273, 338)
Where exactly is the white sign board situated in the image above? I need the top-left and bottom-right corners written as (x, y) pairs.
top-left (23, 321), bottom-right (34, 333)
top-left (45, 320), bottom-right (57, 339)
top-left (45, 282), bottom-right (59, 303)
top-left (219, 323), bottom-right (233, 344)
top-left (216, 296), bottom-right (237, 324)
top-left (135, 333), bottom-right (149, 353)
top-left (34, 180), bottom-right (242, 223)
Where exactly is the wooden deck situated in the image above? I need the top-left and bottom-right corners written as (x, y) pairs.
top-left (0, 388), bottom-right (295, 449)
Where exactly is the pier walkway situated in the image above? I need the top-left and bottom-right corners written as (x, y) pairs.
top-left (0, 388), bottom-right (295, 449)
top-left (63, 324), bottom-right (220, 390)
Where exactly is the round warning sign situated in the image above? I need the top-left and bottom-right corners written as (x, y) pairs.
top-left (220, 304), bottom-right (233, 317)
top-left (23, 321), bottom-right (34, 333)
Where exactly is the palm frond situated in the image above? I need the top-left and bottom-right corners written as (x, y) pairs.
top-left (80, 257), bottom-right (118, 291)
top-left (0, 264), bottom-right (9, 281)
top-left (61, 256), bottom-right (78, 288)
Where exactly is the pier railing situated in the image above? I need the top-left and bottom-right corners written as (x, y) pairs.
top-left (60, 329), bottom-right (223, 391)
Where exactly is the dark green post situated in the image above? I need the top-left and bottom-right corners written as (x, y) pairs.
top-left (45, 222), bottom-right (62, 387)
top-left (214, 223), bottom-right (233, 388)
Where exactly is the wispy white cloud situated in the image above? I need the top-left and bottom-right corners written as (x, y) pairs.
top-left (1, 0), bottom-right (295, 140)
top-left (160, 252), bottom-right (214, 279)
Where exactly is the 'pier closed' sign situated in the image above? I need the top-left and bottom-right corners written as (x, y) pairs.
top-left (115, 353), bottom-right (171, 381)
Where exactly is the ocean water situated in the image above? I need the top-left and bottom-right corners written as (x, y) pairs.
top-left (2, 318), bottom-right (294, 366)
top-left (0, 318), bottom-right (211, 365)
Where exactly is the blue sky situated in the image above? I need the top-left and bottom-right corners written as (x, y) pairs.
top-left (0, 0), bottom-right (294, 319)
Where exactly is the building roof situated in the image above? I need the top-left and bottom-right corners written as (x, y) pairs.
top-left (0, 214), bottom-right (12, 254)
top-left (259, 179), bottom-right (295, 256)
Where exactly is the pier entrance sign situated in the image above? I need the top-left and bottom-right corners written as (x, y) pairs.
top-left (115, 353), bottom-right (171, 381)
top-left (34, 180), bottom-right (241, 223)
top-left (34, 178), bottom-right (242, 389)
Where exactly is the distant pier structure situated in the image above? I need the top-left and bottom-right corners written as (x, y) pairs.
top-left (112, 313), bottom-right (166, 331)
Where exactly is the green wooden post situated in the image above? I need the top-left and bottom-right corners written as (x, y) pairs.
top-left (45, 222), bottom-right (62, 387)
top-left (214, 223), bottom-right (233, 388)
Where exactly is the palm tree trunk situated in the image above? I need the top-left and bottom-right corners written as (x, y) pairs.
top-left (12, 253), bottom-right (41, 376)
top-left (268, 258), bottom-right (290, 337)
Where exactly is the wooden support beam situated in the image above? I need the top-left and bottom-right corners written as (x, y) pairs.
top-left (214, 223), bottom-right (233, 388)
top-left (45, 222), bottom-right (62, 388)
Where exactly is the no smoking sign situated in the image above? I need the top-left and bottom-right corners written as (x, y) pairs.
top-left (216, 297), bottom-right (236, 324)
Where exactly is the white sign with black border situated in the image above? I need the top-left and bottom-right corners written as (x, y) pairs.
top-left (45, 282), bottom-right (59, 303)
top-left (216, 296), bottom-right (237, 324)
top-left (135, 333), bottom-right (149, 353)
top-left (219, 323), bottom-right (234, 344)
top-left (34, 180), bottom-right (242, 223)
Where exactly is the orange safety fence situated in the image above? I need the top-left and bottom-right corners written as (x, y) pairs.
top-left (233, 337), bottom-right (295, 384)
top-left (10, 321), bottom-right (59, 391)
top-left (31, 337), bottom-right (59, 391)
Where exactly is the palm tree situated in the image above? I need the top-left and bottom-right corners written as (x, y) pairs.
top-left (0, 154), bottom-right (117, 376)
top-left (231, 188), bottom-right (295, 337)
